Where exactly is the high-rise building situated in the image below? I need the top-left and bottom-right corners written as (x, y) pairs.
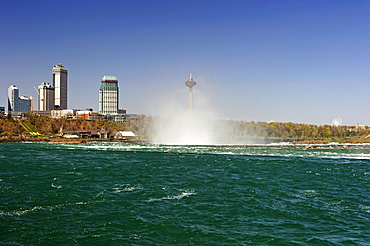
top-left (53, 63), bottom-right (68, 109)
top-left (8, 85), bottom-right (33, 115)
top-left (99, 75), bottom-right (119, 115)
top-left (38, 82), bottom-right (55, 111)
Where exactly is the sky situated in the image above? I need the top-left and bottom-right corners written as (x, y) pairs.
top-left (1, 0), bottom-right (369, 125)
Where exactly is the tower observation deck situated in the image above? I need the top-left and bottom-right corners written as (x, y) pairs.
top-left (185, 75), bottom-right (196, 111)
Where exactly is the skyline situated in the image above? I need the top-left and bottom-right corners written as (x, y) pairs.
top-left (1, 0), bottom-right (369, 125)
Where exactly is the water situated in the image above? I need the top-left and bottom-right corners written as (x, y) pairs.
top-left (1, 142), bottom-right (369, 245)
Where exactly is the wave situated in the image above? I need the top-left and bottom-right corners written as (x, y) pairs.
top-left (148, 191), bottom-right (196, 202)
top-left (112, 184), bottom-right (143, 193)
top-left (42, 141), bottom-right (370, 159)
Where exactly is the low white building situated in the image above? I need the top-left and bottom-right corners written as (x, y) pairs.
top-left (115, 131), bottom-right (135, 139)
top-left (51, 109), bottom-right (76, 119)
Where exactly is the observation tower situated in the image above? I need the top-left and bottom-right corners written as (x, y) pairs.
top-left (185, 75), bottom-right (197, 111)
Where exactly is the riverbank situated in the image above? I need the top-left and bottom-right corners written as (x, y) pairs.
top-left (0, 138), bottom-right (86, 143)
top-left (3, 137), bottom-right (370, 150)
top-left (1, 115), bottom-right (370, 145)
top-left (0, 137), bottom-right (140, 144)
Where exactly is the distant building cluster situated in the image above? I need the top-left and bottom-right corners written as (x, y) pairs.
top-left (4, 64), bottom-right (130, 121)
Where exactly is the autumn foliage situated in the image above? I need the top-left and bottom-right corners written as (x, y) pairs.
top-left (0, 114), bottom-right (153, 138)
top-left (1, 114), bottom-right (369, 142)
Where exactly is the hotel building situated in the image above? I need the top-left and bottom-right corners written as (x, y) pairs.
top-left (53, 63), bottom-right (68, 109)
top-left (7, 85), bottom-right (33, 115)
top-left (99, 75), bottom-right (119, 115)
top-left (37, 82), bottom-right (55, 111)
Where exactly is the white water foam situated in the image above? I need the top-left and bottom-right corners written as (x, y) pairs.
top-left (148, 191), bottom-right (196, 202)
top-left (48, 141), bottom-right (370, 160)
top-left (113, 184), bottom-right (143, 193)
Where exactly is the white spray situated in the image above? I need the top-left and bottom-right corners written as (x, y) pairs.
top-left (151, 75), bottom-right (221, 145)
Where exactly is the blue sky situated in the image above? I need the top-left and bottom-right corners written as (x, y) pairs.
top-left (1, 0), bottom-right (369, 125)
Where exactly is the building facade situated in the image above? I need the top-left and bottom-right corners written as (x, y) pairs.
top-left (7, 85), bottom-right (33, 115)
top-left (0, 106), bottom-right (5, 116)
top-left (53, 63), bottom-right (68, 109)
top-left (99, 75), bottom-right (119, 115)
top-left (51, 109), bottom-right (76, 119)
top-left (38, 82), bottom-right (55, 111)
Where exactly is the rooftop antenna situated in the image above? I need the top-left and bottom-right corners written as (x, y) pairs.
top-left (33, 86), bottom-right (39, 95)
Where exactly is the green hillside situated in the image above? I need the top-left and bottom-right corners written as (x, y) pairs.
top-left (20, 120), bottom-right (41, 135)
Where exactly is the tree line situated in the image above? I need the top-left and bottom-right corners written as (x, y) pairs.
top-left (0, 114), bottom-right (153, 138)
top-left (1, 114), bottom-right (369, 141)
top-left (224, 120), bottom-right (369, 140)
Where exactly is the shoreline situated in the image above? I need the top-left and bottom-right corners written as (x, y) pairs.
top-left (2, 137), bottom-right (370, 149)
top-left (0, 137), bottom-right (140, 144)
